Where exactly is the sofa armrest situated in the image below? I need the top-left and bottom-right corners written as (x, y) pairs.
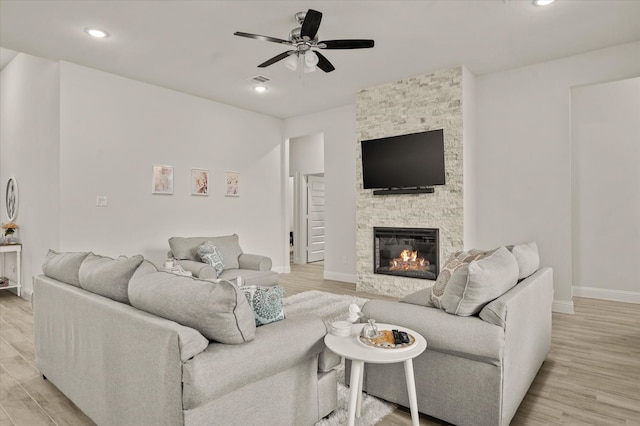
top-left (177, 259), bottom-right (217, 279)
top-left (499, 267), bottom-right (553, 425)
top-left (33, 275), bottom-right (209, 426)
top-left (238, 253), bottom-right (272, 271)
top-left (182, 314), bottom-right (330, 407)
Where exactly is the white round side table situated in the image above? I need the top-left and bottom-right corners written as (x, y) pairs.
top-left (324, 323), bottom-right (427, 426)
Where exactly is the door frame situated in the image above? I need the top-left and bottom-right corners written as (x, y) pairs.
top-left (293, 172), bottom-right (307, 265)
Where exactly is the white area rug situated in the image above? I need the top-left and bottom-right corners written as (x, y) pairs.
top-left (283, 290), bottom-right (396, 426)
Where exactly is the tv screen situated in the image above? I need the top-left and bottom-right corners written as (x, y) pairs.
top-left (361, 129), bottom-right (445, 189)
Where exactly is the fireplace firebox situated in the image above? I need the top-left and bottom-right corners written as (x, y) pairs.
top-left (374, 227), bottom-right (439, 280)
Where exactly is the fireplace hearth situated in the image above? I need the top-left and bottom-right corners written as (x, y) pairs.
top-left (374, 227), bottom-right (439, 280)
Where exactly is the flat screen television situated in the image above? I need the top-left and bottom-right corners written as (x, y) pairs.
top-left (361, 129), bottom-right (445, 190)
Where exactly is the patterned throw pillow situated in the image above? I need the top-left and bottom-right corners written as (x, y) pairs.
top-left (430, 249), bottom-right (494, 309)
top-left (241, 285), bottom-right (286, 327)
top-left (197, 241), bottom-right (225, 278)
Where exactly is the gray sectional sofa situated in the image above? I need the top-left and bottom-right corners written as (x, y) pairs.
top-left (348, 244), bottom-right (554, 426)
top-left (34, 250), bottom-right (338, 426)
top-left (168, 234), bottom-right (279, 286)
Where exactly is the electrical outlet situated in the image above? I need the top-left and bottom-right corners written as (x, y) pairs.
top-left (96, 196), bottom-right (108, 207)
top-left (10, 264), bottom-right (16, 273)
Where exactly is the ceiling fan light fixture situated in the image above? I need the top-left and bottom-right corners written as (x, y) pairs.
top-left (85, 27), bottom-right (109, 38)
top-left (303, 52), bottom-right (319, 73)
top-left (305, 51), bottom-right (319, 67)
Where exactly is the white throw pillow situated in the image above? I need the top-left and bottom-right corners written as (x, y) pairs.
top-left (430, 249), bottom-right (492, 309)
top-left (441, 246), bottom-right (519, 317)
top-left (509, 242), bottom-right (540, 280)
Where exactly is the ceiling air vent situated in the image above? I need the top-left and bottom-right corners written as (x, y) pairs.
top-left (250, 75), bottom-right (270, 83)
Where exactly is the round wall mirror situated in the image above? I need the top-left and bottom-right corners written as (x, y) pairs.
top-left (5, 177), bottom-right (18, 222)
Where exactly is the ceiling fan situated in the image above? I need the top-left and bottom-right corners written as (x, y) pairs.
top-left (234, 9), bottom-right (374, 73)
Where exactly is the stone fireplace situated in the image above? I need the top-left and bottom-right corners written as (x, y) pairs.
top-left (374, 227), bottom-right (439, 280)
top-left (356, 66), bottom-right (471, 296)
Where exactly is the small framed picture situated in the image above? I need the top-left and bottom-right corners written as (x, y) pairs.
top-left (225, 171), bottom-right (240, 197)
top-left (191, 168), bottom-right (209, 196)
top-left (152, 165), bottom-right (174, 194)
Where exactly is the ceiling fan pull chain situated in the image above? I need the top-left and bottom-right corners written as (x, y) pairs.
top-left (299, 54), bottom-right (304, 81)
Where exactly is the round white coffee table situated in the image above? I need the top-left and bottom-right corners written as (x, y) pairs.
top-left (324, 323), bottom-right (427, 426)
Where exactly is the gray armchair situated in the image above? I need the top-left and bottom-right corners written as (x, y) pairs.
top-left (168, 234), bottom-right (278, 286)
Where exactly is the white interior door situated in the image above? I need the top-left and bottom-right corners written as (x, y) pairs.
top-left (307, 175), bottom-right (325, 263)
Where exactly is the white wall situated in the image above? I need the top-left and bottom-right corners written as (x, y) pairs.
top-left (283, 105), bottom-right (357, 283)
top-left (289, 133), bottom-right (324, 176)
top-left (462, 66), bottom-right (477, 250)
top-left (57, 62), bottom-right (286, 270)
top-left (571, 77), bottom-right (640, 301)
top-left (476, 41), bottom-right (640, 311)
top-left (0, 53), bottom-right (60, 298)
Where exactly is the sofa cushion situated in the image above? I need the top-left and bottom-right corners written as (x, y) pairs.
top-left (197, 241), bottom-right (225, 277)
top-left (441, 246), bottom-right (519, 316)
top-left (78, 253), bottom-right (144, 304)
top-left (241, 285), bottom-right (285, 326)
top-left (128, 260), bottom-right (255, 344)
top-left (507, 242), bottom-right (540, 280)
top-left (478, 296), bottom-right (509, 329)
top-left (362, 299), bottom-right (505, 365)
top-left (430, 249), bottom-right (492, 308)
top-left (169, 235), bottom-right (242, 269)
top-left (41, 250), bottom-right (90, 287)
top-left (218, 268), bottom-right (279, 286)
top-left (182, 314), bottom-right (327, 409)
top-left (400, 288), bottom-right (434, 307)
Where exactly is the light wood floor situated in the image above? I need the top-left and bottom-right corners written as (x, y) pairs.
top-left (1, 263), bottom-right (639, 425)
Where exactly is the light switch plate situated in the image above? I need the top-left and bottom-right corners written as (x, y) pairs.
top-left (96, 196), bottom-right (108, 207)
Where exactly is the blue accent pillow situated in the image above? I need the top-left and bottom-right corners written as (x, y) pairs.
top-left (197, 241), bottom-right (225, 278)
top-left (241, 285), bottom-right (286, 327)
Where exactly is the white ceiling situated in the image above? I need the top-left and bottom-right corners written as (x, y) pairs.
top-left (1, 0), bottom-right (639, 119)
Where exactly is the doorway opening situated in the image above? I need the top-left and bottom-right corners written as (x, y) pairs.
top-left (288, 133), bottom-right (325, 266)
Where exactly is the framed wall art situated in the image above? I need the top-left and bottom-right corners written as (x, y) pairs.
top-left (152, 165), bottom-right (174, 195)
top-left (191, 168), bottom-right (209, 196)
top-left (225, 171), bottom-right (240, 197)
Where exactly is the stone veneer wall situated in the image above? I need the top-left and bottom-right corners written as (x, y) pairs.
top-left (356, 66), bottom-right (464, 296)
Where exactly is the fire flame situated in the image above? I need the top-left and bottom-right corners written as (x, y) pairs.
top-left (390, 249), bottom-right (429, 271)
top-left (400, 249), bottom-right (417, 262)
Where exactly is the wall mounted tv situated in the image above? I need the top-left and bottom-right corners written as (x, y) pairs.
top-left (361, 129), bottom-right (445, 195)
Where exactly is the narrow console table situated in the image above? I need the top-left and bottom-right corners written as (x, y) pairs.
top-left (0, 244), bottom-right (22, 297)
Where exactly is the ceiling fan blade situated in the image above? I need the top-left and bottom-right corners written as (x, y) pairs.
top-left (314, 51), bottom-right (335, 73)
top-left (258, 50), bottom-right (296, 68)
top-left (300, 9), bottom-right (322, 41)
top-left (234, 31), bottom-right (292, 46)
top-left (318, 39), bottom-right (375, 49)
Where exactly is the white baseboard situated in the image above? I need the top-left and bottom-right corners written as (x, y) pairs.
top-left (273, 266), bottom-right (290, 274)
top-left (323, 271), bottom-right (357, 284)
top-left (22, 288), bottom-right (33, 302)
top-left (552, 299), bottom-right (575, 314)
top-left (573, 286), bottom-right (640, 304)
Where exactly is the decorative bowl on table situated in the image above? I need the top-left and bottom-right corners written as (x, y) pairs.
top-left (330, 321), bottom-right (353, 337)
top-left (359, 329), bottom-right (416, 350)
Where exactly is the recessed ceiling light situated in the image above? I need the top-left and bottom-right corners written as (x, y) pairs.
top-left (85, 28), bottom-right (109, 38)
top-left (253, 85), bottom-right (268, 93)
top-left (533, 0), bottom-right (556, 6)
